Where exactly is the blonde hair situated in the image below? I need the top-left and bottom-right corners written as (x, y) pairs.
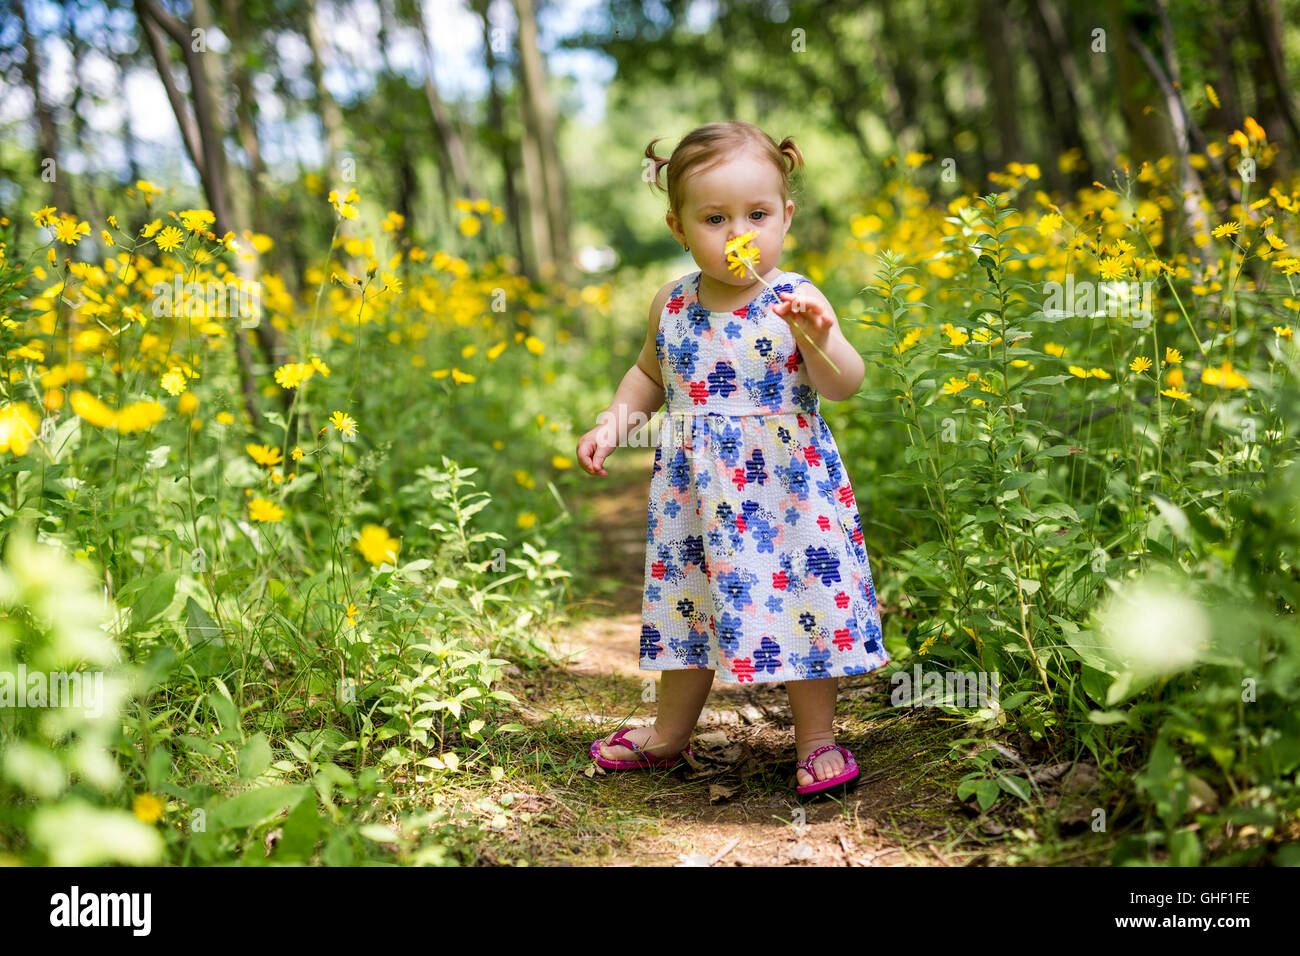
top-left (644, 121), bottom-right (804, 221)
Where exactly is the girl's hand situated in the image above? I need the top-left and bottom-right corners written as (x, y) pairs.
top-left (577, 424), bottom-right (617, 477)
top-left (773, 290), bottom-right (832, 348)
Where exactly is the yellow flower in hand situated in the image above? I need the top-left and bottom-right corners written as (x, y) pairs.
top-left (724, 231), bottom-right (760, 277)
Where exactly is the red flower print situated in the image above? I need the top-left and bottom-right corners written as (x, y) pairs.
top-left (731, 658), bottom-right (755, 682)
top-left (731, 468), bottom-right (747, 490)
top-left (851, 527), bottom-right (864, 546)
top-left (772, 571), bottom-right (788, 590)
top-left (689, 381), bottom-right (709, 404)
top-left (834, 591), bottom-right (850, 608)
top-left (804, 445), bottom-right (822, 467)
top-left (666, 293), bottom-right (685, 314)
top-left (797, 414), bottom-right (809, 428)
top-left (832, 628), bottom-right (853, 651)
top-left (817, 515), bottom-right (831, 531)
top-left (736, 513), bottom-right (747, 532)
top-left (652, 561), bottom-right (666, 580)
top-left (785, 351), bottom-right (800, 373)
top-left (837, 485), bottom-right (855, 507)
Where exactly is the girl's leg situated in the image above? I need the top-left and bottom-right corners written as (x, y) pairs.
top-left (785, 676), bottom-right (845, 784)
top-left (597, 667), bottom-right (714, 759)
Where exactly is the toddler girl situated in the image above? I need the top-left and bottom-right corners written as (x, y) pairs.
top-left (575, 120), bottom-right (889, 797)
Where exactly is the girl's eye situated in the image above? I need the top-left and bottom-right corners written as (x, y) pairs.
top-left (706, 215), bottom-right (724, 225)
top-left (750, 211), bottom-right (767, 221)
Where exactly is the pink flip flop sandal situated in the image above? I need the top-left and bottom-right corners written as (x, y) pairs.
top-left (795, 744), bottom-right (860, 797)
top-left (590, 727), bottom-right (693, 770)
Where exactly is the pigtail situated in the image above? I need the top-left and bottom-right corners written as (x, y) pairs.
top-left (644, 137), bottom-right (671, 194)
top-left (777, 136), bottom-right (805, 175)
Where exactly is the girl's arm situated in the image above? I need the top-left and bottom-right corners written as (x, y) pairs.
top-left (772, 282), bottom-right (866, 401)
top-left (577, 282), bottom-right (673, 476)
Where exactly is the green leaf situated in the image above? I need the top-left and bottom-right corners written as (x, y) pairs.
top-left (239, 732), bottom-right (272, 779)
top-left (29, 800), bottom-right (165, 866)
top-left (186, 597), bottom-right (223, 646)
top-left (359, 824), bottom-right (402, 844)
top-left (209, 784), bottom-right (310, 829)
top-left (1150, 494), bottom-right (1190, 541)
top-left (127, 570), bottom-right (178, 627)
top-left (997, 775), bottom-right (1031, 801)
top-left (974, 778), bottom-right (1000, 811)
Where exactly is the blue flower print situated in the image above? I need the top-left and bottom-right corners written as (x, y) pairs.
top-left (793, 384), bottom-right (817, 413)
top-left (668, 337), bottom-right (700, 378)
top-left (668, 447), bottom-right (692, 493)
top-left (645, 583), bottom-right (661, 603)
top-left (791, 644), bottom-right (833, 678)
top-left (753, 368), bottom-right (784, 410)
top-left (765, 593), bottom-right (784, 615)
top-left (779, 457), bottom-right (812, 500)
top-left (686, 302), bottom-right (710, 336)
top-left (716, 611), bottom-right (743, 655)
top-left (744, 448), bottom-right (768, 485)
top-left (805, 545), bottom-right (842, 586)
top-left (715, 421), bottom-right (743, 467)
top-left (708, 361), bottom-right (737, 398)
top-left (753, 636), bottom-right (783, 675)
top-left (754, 335), bottom-right (773, 358)
top-left (724, 320), bottom-right (742, 338)
top-left (641, 624), bottom-right (664, 660)
top-left (680, 534), bottom-right (705, 569)
top-left (663, 498), bottom-right (681, 519)
top-left (717, 569), bottom-right (756, 611)
top-left (673, 626), bottom-right (712, 667)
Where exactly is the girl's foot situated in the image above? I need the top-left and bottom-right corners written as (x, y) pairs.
top-left (596, 725), bottom-right (690, 761)
top-left (795, 736), bottom-right (845, 786)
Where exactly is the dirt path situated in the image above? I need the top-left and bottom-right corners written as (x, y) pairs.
top-left (481, 446), bottom-right (1093, 866)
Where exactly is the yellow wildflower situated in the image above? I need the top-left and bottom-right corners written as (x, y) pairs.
top-left (70, 390), bottom-right (116, 428)
top-left (160, 367), bottom-right (189, 396)
top-left (1129, 356), bottom-right (1152, 374)
top-left (248, 497), bottom-right (284, 523)
top-left (246, 443), bottom-right (283, 467)
top-left (179, 209), bottom-right (215, 232)
top-left (132, 793), bottom-right (164, 823)
top-left (0, 403), bottom-right (40, 456)
top-left (355, 524), bottom-right (399, 566)
top-left (155, 226), bottom-right (185, 252)
top-left (941, 377), bottom-right (970, 396)
top-left (1202, 361), bottom-right (1249, 389)
top-left (328, 410), bottom-right (358, 438)
top-left (55, 216), bottom-right (90, 246)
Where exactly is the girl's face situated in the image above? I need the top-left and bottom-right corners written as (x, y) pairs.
top-left (666, 149), bottom-right (794, 289)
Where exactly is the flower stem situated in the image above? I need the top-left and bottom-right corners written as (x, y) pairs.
top-left (743, 264), bottom-right (842, 375)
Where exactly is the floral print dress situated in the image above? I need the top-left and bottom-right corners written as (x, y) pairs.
top-left (640, 268), bottom-right (890, 685)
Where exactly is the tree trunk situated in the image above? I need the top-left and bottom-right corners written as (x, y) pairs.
top-left (1123, 4), bottom-right (1212, 271)
top-left (414, 0), bottom-right (478, 206)
top-left (134, 0), bottom-right (287, 431)
top-left (305, 0), bottom-right (345, 185)
top-left (473, 0), bottom-right (527, 273)
top-left (16, 0), bottom-right (71, 214)
top-left (513, 0), bottom-right (571, 282)
top-left (1246, 0), bottom-right (1299, 168)
top-left (1033, 0), bottom-right (1119, 169)
top-left (979, 0), bottom-right (1022, 167)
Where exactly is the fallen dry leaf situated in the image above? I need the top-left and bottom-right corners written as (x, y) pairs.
top-left (709, 782), bottom-right (739, 804)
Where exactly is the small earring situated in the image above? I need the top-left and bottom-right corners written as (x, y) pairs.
top-left (683, 243), bottom-right (690, 252)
